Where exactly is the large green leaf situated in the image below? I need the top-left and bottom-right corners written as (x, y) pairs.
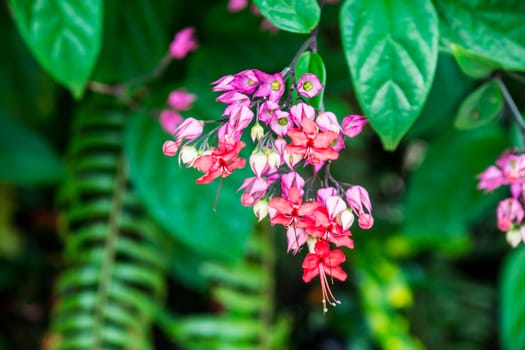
top-left (501, 246), bottom-right (525, 350)
top-left (8, 0), bottom-right (103, 98)
top-left (403, 124), bottom-right (508, 252)
top-left (454, 79), bottom-right (503, 130)
top-left (0, 110), bottom-right (63, 185)
top-left (252, 0), bottom-right (320, 34)
top-left (124, 113), bottom-right (255, 262)
top-left (436, 0), bottom-right (525, 71)
top-left (340, 0), bottom-right (439, 150)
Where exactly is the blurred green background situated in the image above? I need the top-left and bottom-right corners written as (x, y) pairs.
top-left (2, 0), bottom-right (525, 349)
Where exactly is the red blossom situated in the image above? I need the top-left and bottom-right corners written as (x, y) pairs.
top-left (286, 118), bottom-right (339, 165)
top-left (192, 141), bottom-right (246, 184)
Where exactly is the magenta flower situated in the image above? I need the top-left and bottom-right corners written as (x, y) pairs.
top-left (253, 70), bottom-right (285, 102)
top-left (497, 198), bottom-right (524, 232)
top-left (212, 75), bottom-right (235, 92)
top-left (168, 89), bottom-right (196, 110)
top-left (232, 69), bottom-right (259, 94)
top-left (159, 110), bottom-right (183, 133)
top-left (341, 115), bottom-right (368, 138)
top-left (297, 73), bottom-right (323, 98)
top-left (170, 27), bottom-right (198, 59)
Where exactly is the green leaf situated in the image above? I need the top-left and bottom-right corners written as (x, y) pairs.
top-left (295, 52), bottom-right (326, 109)
top-left (454, 79), bottom-right (503, 130)
top-left (450, 44), bottom-right (503, 79)
top-left (252, 0), bottom-right (320, 34)
top-left (124, 113), bottom-right (255, 262)
top-left (436, 0), bottom-right (525, 71)
top-left (0, 110), bottom-right (63, 184)
top-left (8, 0), bottom-right (103, 98)
top-left (340, 0), bottom-right (439, 150)
top-left (501, 246), bottom-right (525, 350)
top-left (403, 124), bottom-right (508, 253)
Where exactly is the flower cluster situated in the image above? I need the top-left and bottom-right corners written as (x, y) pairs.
top-left (478, 150), bottom-right (525, 247)
top-left (162, 68), bottom-right (372, 312)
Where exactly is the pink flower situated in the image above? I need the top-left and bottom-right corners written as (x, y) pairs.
top-left (289, 103), bottom-right (315, 126)
top-left (168, 89), bottom-right (196, 110)
top-left (170, 27), bottom-right (198, 59)
top-left (341, 115), bottom-right (368, 138)
top-left (270, 110), bottom-right (292, 137)
top-left (174, 118), bottom-right (204, 141)
top-left (159, 110), bottom-right (183, 133)
top-left (497, 198), bottom-right (524, 232)
top-left (477, 166), bottom-right (505, 192)
top-left (345, 185), bottom-right (374, 230)
top-left (302, 240), bottom-right (347, 312)
top-left (280, 172), bottom-right (305, 199)
top-left (228, 0), bottom-right (248, 12)
top-left (297, 73), bottom-right (323, 98)
top-left (287, 226), bottom-right (308, 254)
top-left (258, 101), bottom-right (281, 124)
top-left (316, 111), bottom-right (341, 134)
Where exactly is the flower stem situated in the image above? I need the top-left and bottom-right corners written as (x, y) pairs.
top-left (496, 77), bottom-right (525, 132)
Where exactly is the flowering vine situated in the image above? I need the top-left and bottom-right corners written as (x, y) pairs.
top-left (162, 26), bottom-right (373, 312)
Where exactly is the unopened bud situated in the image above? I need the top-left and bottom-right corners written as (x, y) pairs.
top-left (249, 152), bottom-right (268, 177)
top-left (250, 123), bottom-right (264, 142)
top-left (267, 151), bottom-right (281, 168)
top-left (253, 199), bottom-right (269, 221)
top-left (179, 145), bottom-right (198, 166)
top-left (337, 208), bottom-right (355, 231)
top-left (162, 140), bottom-right (180, 156)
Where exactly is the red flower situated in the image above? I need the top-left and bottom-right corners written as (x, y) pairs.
top-left (268, 186), bottom-right (319, 228)
top-left (286, 118), bottom-right (339, 164)
top-left (302, 240), bottom-right (347, 312)
top-left (309, 207), bottom-right (354, 249)
top-left (192, 141), bottom-right (246, 184)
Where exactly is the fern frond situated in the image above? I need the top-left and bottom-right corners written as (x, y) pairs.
top-left (160, 224), bottom-right (291, 350)
top-left (46, 106), bottom-right (167, 350)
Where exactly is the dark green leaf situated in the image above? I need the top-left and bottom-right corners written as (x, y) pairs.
top-left (0, 110), bottom-right (63, 184)
top-left (295, 52), bottom-right (326, 109)
top-left (124, 113), bottom-right (255, 262)
top-left (436, 0), bottom-right (525, 71)
top-left (407, 54), bottom-right (477, 139)
top-left (93, 0), bottom-right (178, 82)
top-left (403, 124), bottom-right (508, 253)
top-left (8, 0), bottom-right (103, 98)
top-left (501, 246), bottom-right (525, 350)
top-left (340, 0), bottom-right (439, 150)
top-left (252, 0), bottom-right (320, 34)
top-left (450, 44), bottom-right (503, 79)
top-left (454, 79), bottom-right (503, 130)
